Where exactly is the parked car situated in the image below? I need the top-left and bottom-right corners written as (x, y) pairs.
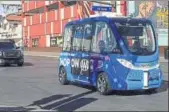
top-left (0, 39), bottom-right (24, 66)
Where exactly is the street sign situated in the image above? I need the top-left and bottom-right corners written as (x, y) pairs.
top-left (92, 6), bottom-right (112, 12)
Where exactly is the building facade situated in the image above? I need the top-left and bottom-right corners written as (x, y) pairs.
top-left (22, 1), bottom-right (126, 51)
top-left (127, 1), bottom-right (168, 56)
top-left (0, 14), bottom-right (22, 47)
top-left (0, 3), bottom-right (22, 46)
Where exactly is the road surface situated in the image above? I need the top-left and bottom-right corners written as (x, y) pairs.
top-left (0, 56), bottom-right (168, 111)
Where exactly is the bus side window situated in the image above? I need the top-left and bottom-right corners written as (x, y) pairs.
top-left (82, 23), bottom-right (93, 52)
top-left (72, 25), bottom-right (83, 51)
top-left (92, 22), bottom-right (119, 53)
top-left (63, 25), bottom-right (73, 51)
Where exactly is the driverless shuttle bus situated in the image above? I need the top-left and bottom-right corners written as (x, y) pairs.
top-left (58, 16), bottom-right (163, 95)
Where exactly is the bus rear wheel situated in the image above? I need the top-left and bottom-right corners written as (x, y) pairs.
top-left (58, 67), bottom-right (69, 85)
top-left (96, 72), bottom-right (111, 95)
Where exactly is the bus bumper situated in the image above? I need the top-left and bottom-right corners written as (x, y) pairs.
top-left (126, 68), bottom-right (163, 90)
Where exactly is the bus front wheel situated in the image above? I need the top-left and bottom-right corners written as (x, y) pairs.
top-left (58, 67), bottom-right (69, 85)
top-left (144, 88), bottom-right (157, 94)
top-left (96, 72), bottom-right (111, 95)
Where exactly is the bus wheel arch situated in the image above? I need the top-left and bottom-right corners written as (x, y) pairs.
top-left (96, 71), bottom-right (112, 95)
top-left (58, 66), bottom-right (69, 85)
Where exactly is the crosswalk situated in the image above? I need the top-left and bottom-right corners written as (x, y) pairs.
top-left (0, 92), bottom-right (92, 111)
top-left (0, 106), bottom-right (28, 111)
top-left (23, 91), bottom-right (95, 111)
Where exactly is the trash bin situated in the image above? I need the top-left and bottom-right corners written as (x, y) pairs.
top-left (164, 48), bottom-right (168, 59)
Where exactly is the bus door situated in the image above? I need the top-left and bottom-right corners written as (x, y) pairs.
top-left (61, 25), bottom-right (74, 81)
top-left (70, 24), bottom-right (93, 83)
top-left (79, 23), bottom-right (93, 83)
top-left (90, 21), bottom-right (122, 85)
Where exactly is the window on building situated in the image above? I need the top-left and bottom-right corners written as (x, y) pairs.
top-left (47, 4), bottom-right (59, 11)
top-left (61, 1), bottom-right (77, 7)
top-left (32, 38), bottom-right (39, 47)
top-left (3, 24), bottom-right (7, 30)
top-left (24, 37), bottom-right (28, 47)
top-left (91, 22), bottom-right (120, 53)
top-left (63, 25), bottom-right (73, 51)
top-left (57, 36), bottom-right (63, 47)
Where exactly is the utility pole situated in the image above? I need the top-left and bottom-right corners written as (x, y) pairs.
top-left (21, 0), bottom-right (24, 48)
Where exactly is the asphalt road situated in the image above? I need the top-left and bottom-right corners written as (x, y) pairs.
top-left (0, 56), bottom-right (168, 111)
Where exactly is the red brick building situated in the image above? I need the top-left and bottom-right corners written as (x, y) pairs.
top-left (22, 1), bottom-right (127, 52)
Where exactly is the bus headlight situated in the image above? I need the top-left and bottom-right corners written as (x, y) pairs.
top-left (117, 59), bottom-right (160, 70)
top-left (117, 59), bottom-right (134, 69)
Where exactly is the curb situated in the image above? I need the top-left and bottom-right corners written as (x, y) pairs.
top-left (25, 54), bottom-right (59, 58)
top-left (24, 54), bottom-right (168, 62)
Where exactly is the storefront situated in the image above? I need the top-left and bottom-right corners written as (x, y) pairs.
top-left (127, 1), bottom-right (168, 57)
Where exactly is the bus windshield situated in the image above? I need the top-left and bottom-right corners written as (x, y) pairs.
top-left (115, 22), bottom-right (156, 55)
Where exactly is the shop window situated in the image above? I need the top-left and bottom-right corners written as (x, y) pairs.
top-left (50, 36), bottom-right (63, 47)
top-left (32, 38), bottom-right (39, 47)
top-left (57, 36), bottom-right (63, 47)
top-left (50, 37), bottom-right (57, 47)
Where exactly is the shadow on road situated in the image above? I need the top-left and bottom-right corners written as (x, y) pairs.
top-left (28, 94), bottom-right (71, 107)
top-left (107, 80), bottom-right (168, 96)
top-left (70, 82), bottom-right (97, 91)
top-left (0, 106), bottom-right (34, 112)
top-left (28, 90), bottom-right (97, 111)
top-left (23, 62), bottom-right (34, 67)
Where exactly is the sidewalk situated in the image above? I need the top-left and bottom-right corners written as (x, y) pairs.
top-left (24, 51), bottom-right (60, 58)
top-left (24, 51), bottom-right (168, 62)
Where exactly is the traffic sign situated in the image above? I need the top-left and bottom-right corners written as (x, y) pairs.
top-left (92, 6), bottom-right (112, 12)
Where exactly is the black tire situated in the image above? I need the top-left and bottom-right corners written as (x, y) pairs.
top-left (96, 72), bottom-right (111, 95)
top-left (144, 88), bottom-right (157, 94)
top-left (17, 62), bottom-right (24, 67)
top-left (4, 63), bottom-right (10, 67)
top-left (58, 67), bottom-right (69, 85)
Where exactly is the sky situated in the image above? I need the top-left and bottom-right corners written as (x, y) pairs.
top-left (0, 1), bottom-right (21, 16)
top-left (0, 1), bottom-right (21, 4)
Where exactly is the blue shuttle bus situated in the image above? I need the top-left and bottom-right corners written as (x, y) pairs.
top-left (58, 16), bottom-right (163, 95)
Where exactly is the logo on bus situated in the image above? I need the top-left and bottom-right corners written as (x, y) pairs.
top-left (71, 58), bottom-right (90, 75)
